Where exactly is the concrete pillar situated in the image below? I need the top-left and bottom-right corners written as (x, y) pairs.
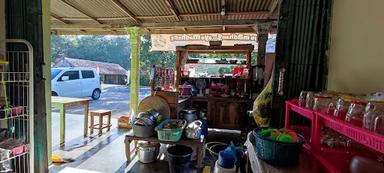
top-left (126, 27), bottom-right (142, 116)
top-left (0, 0), bottom-right (5, 60)
top-left (256, 22), bottom-right (271, 86)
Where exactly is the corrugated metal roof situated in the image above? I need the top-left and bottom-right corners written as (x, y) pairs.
top-left (173, 0), bottom-right (221, 14)
top-left (62, 0), bottom-right (128, 17)
top-left (228, 0), bottom-right (272, 12)
top-left (120, 0), bottom-right (174, 16)
top-left (55, 57), bottom-right (128, 75)
top-left (50, 0), bottom-right (279, 35)
top-left (51, 0), bottom-right (88, 18)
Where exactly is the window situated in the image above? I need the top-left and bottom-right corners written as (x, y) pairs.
top-left (59, 71), bottom-right (79, 81)
top-left (51, 69), bottom-right (62, 80)
top-left (81, 70), bottom-right (95, 79)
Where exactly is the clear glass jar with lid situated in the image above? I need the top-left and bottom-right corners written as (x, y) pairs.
top-left (333, 95), bottom-right (354, 120)
top-left (363, 101), bottom-right (384, 131)
top-left (345, 100), bottom-right (367, 127)
top-left (313, 95), bottom-right (333, 113)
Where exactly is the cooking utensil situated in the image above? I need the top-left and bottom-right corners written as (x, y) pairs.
top-left (138, 96), bottom-right (170, 119)
top-left (185, 120), bottom-right (203, 139)
top-left (179, 109), bottom-right (197, 124)
top-left (138, 143), bottom-right (159, 163)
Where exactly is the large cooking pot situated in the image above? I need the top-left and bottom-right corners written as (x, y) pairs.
top-left (137, 143), bottom-right (159, 163)
top-left (179, 109), bottom-right (197, 124)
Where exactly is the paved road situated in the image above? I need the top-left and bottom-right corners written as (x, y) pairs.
top-left (52, 84), bottom-right (151, 118)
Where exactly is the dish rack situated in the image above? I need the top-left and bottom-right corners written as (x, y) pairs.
top-left (285, 99), bottom-right (384, 173)
top-left (0, 39), bottom-right (34, 173)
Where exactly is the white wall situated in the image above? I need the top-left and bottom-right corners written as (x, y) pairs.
top-left (327, 0), bottom-right (384, 94)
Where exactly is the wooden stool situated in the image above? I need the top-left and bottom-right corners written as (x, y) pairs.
top-left (89, 110), bottom-right (112, 135)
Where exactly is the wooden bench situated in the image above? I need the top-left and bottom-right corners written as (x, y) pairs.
top-left (89, 109), bottom-right (112, 135)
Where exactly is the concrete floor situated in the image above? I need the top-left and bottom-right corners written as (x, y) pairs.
top-left (49, 85), bottom-right (243, 173)
top-left (49, 116), bottom-right (242, 173)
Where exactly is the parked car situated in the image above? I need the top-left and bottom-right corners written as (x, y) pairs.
top-left (51, 67), bottom-right (101, 100)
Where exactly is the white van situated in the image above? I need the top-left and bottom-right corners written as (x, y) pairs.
top-left (51, 67), bottom-right (101, 100)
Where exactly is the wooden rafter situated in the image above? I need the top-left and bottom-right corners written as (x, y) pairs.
top-left (51, 13), bottom-right (70, 24)
top-left (57, 11), bottom-right (270, 21)
top-left (268, 0), bottom-right (280, 18)
top-left (165, 0), bottom-right (181, 21)
top-left (61, 0), bottom-right (102, 24)
top-left (141, 19), bottom-right (258, 28)
top-left (111, 0), bottom-right (140, 23)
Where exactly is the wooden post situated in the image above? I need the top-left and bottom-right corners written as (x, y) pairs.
top-left (7, 0), bottom-right (49, 171)
top-left (256, 22), bottom-right (270, 86)
top-left (42, 0), bottom-right (53, 164)
top-left (126, 27), bottom-right (143, 116)
top-left (0, 0), bottom-right (4, 60)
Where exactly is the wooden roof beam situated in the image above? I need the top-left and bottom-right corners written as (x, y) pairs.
top-left (61, 0), bottom-right (102, 24)
top-left (141, 19), bottom-right (258, 28)
top-left (51, 13), bottom-right (70, 24)
top-left (268, 0), bottom-right (280, 18)
top-left (165, 0), bottom-right (181, 21)
top-left (55, 11), bottom-right (270, 21)
top-left (111, 0), bottom-right (141, 23)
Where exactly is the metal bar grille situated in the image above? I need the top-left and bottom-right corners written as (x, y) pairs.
top-left (0, 39), bottom-right (34, 173)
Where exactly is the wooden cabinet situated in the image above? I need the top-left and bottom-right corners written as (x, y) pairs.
top-left (191, 96), bottom-right (250, 130)
top-left (214, 101), bottom-right (247, 130)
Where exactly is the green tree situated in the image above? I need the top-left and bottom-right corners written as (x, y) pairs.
top-left (51, 35), bottom-right (176, 86)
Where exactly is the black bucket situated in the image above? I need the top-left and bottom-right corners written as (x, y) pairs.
top-left (166, 145), bottom-right (193, 173)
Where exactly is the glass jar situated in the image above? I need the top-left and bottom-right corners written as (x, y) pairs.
top-left (333, 96), bottom-right (354, 120)
top-left (298, 91), bottom-right (308, 107)
top-left (305, 91), bottom-right (315, 110)
top-left (374, 115), bottom-right (384, 135)
top-left (364, 102), bottom-right (384, 131)
top-left (313, 95), bottom-right (333, 113)
top-left (345, 100), bottom-right (367, 127)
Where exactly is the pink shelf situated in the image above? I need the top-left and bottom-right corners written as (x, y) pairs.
top-left (286, 99), bottom-right (314, 120)
top-left (316, 112), bottom-right (384, 154)
top-left (285, 99), bottom-right (384, 173)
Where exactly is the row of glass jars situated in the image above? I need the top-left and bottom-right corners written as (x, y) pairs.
top-left (298, 91), bottom-right (384, 135)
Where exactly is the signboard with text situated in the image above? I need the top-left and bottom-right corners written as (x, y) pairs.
top-left (151, 33), bottom-right (276, 53)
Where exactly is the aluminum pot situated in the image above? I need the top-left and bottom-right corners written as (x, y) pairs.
top-left (137, 143), bottom-right (159, 163)
top-left (185, 120), bottom-right (202, 139)
top-left (179, 109), bottom-right (197, 124)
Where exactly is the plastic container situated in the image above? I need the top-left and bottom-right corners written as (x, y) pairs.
top-left (345, 100), bottom-right (367, 127)
top-left (253, 128), bottom-right (305, 167)
top-left (218, 150), bottom-right (236, 169)
top-left (155, 119), bottom-right (186, 142)
top-left (214, 160), bottom-right (236, 173)
top-left (167, 145), bottom-right (193, 173)
top-left (207, 142), bottom-right (228, 161)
